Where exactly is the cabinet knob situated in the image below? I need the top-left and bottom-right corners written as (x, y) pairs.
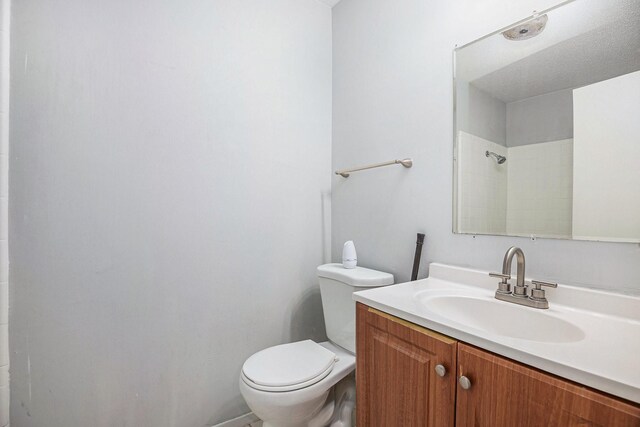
top-left (459, 375), bottom-right (472, 390)
top-left (435, 364), bottom-right (447, 377)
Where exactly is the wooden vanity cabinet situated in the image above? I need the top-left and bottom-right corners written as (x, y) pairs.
top-left (456, 343), bottom-right (640, 427)
top-left (356, 303), bottom-right (457, 427)
top-left (356, 303), bottom-right (640, 427)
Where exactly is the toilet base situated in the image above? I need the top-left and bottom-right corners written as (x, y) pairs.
top-left (259, 374), bottom-right (355, 427)
top-left (326, 374), bottom-right (355, 427)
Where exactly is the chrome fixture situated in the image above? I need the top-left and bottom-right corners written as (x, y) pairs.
top-left (529, 280), bottom-right (558, 308)
top-left (485, 150), bottom-right (506, 164)
top-left (335, 158), bottom-right (413, 178)
top-left (489, 246), bottom-right (558, 309)
top-left (502, 13), bottom-right (548, 41)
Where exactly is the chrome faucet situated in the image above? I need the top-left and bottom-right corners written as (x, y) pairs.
top-left (503, 246), bottom-right (526, 296)
top-left (489, 246), bottom-right (558, 309)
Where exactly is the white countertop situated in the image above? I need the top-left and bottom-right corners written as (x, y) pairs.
top-left (353, 263), bottom-right (640, 403)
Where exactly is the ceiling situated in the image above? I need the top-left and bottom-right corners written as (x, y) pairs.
top-left (317, 0), bottom-right (343, 7)
top-left (456, 0), bottom-right (640, 102)
top-left (472, 16), bottom-right (640, 102)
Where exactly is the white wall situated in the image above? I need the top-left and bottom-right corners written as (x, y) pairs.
top-left (457, 83), bottom-right (506, 145)
top-left (9, 1), bottom-right (331, 426)
top-left (506, 88), bottom-right (573, 147)
top-left (573, 70), bottom-right (640, 241)
top-left (0, 1), bottom-right (8, 425)
top-left (456, 131), bottom-right (507, 235)
top-left (332, 0), bottom-right (640, 291)
top-left (506, 139), bottom-right (573, 238)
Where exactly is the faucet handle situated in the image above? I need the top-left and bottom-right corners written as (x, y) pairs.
top-left (489, 272), bottom-right (511, 281)
top-left (530, 280), bottom-right (557, 302)
top-left (489, 272), bottom-right (511, 294)
top-left (531, 280), bottom-right (558, 290)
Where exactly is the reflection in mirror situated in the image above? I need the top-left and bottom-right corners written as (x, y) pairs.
top-left (453, 0), bottom-right (640, 242)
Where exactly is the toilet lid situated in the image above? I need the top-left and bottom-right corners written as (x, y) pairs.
top-left (242, 340), bottom-right (337, 392)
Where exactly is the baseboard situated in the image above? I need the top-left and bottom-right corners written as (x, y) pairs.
top-left (211, 412), bottom-right (261, 427)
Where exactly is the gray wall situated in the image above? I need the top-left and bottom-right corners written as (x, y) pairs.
top-left (332, 0), bottom-right (640, 291)
top-left (506, 88), bottom-right (573, 147)
top-left (9, 1), bottom-right (331, 426)
top-left (457, 82), bottom-right (507, 145)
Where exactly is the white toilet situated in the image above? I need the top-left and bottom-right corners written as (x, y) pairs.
top-left (239, 263), bottom-right (394, 427)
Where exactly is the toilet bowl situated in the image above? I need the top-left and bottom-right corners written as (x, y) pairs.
top-left (239, 341), bottom-right (355, 427)
top-left (239, 264), bottom-right (393, 427)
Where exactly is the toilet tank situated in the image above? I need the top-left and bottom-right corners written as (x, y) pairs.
top-left (317, 263), bottom-right (394, 354)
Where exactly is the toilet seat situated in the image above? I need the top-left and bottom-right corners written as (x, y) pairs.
top-left (241, 340), bottom-right (337, 392)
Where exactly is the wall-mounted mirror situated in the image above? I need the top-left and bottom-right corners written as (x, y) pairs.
top-left (453, 0), bottom-right (640, 243)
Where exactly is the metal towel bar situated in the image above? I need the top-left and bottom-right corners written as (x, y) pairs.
top-left (335, 158), bottom-right (413, 178)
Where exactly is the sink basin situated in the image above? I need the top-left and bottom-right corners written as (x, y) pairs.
top-left (420, 295), bottom-right (585, 343)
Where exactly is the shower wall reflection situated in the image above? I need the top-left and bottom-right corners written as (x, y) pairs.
top-left (457, 131), bottom-right (507, 235)
top-left (457, 132), bottom-right (572, 238)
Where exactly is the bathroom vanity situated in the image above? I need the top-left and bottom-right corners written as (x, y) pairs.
top-left (353, 264), bottom-right (640, 426)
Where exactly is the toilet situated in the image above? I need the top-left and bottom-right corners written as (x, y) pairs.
top-left (239, 263), bottom-right (394, 427)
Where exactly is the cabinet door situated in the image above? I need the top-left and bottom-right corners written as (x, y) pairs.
top-left (456, 343), bottom-right (640, 427)
top-left (356, 303), bottom-right (457, 427)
